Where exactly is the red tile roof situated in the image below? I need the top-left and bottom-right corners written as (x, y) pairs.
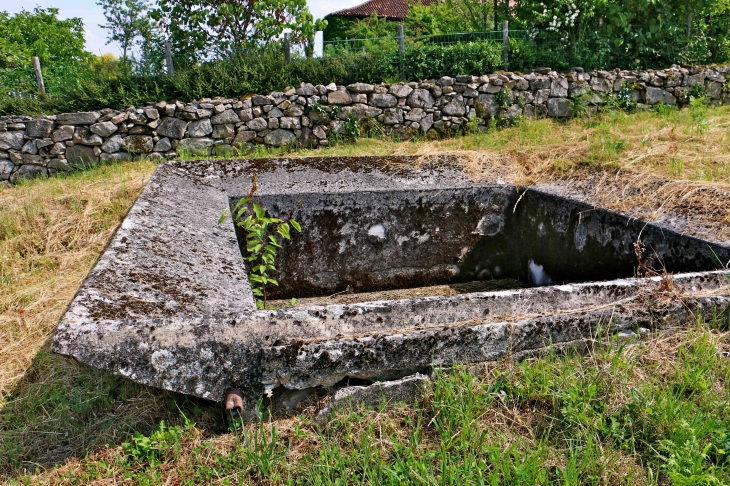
top-left (328, 0), bottom-right (438, 21)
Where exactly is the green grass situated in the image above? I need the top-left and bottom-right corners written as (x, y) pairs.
top-left (9, 319), bottom-right (729, 485)
top-left (2, 104), bottom-right (730, 484)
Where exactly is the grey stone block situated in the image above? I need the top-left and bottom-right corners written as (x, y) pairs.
top-left (211, 109), bottom-right (241, 125)
top-left (65, 144), bottom-right (99, 167)
top-left (547, 98), bottom-right (573, 117)
top-left (347, 83), bottom-right (374, 93)
top-left (25, 119), bottom-right (54, 138)
top-left (102, 134), bottom-right (124, 153)
top-left (124, 135), bottom-right (154, 153)
top-left (154, 137), bottom-right (172, 152)
top-left (550, 78), bottom-right (569, 97)
top-left (390, 84), bottom-right (414, 98)
top-left (21, 140), bottom-right (38, 155)
top-left (407, 89), bottom-right (436, 109)
top-left (73, 129), bottom-right (103, 146)
top-left (156, 117), bottom-right (188, 140)
top-left (90, 121), bottom-right (118, 137)
top-left (442, 99), bottom-right (466, 116)
top-left (0, 159), bottom-right (13, 180)
top-left (645, 87), bottom-right (677, 105)
top-left (10, 164), bottom-right (47, 182)
top-left (234, 130), bottom-right (256, 145)
top-left (178, 137), bottom-right (215, 154)
top-left (57, 112), bottom-right (101, 125)
top-left (144, 107), bottom-right (160, 120)
top-left (52, 125), bottom-right (74, 142)
top-left (369, 93), bottom-right (397, 108)
top-left (327, 89), bottom-right (352, 105)
top-left (247, 117), bottom-right (268, 131)
top-left (316, 373), bottom-right (430, 422)
top-left (264, 129), bottom-right (296, 147)
top-left (48, 158), bottom-right (70, 171)
top-left (0, 131), bottom-right (24, 150)
top-left (187, 119), bottom-right (213, 137)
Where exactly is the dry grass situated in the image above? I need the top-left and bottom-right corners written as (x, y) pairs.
top-left (0, 160), bottom-right (158, 400)
top-left (17, 324), bottom-right (730, 485)
top-left (1, 104), bottom-right (730, 482)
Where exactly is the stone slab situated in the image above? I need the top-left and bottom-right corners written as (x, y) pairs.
top-left (51, 156), bottom-right (730, 417)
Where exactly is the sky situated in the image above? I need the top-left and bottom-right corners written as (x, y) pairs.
top-left (3, 0), bottom-right (363, 56)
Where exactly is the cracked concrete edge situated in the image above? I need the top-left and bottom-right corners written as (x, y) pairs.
top-left (315, 373), bottom-right (431, 423)
top-left (51, 289), bottom-right (730, 403)
top-left (52, 270), bottom-right (730, 355)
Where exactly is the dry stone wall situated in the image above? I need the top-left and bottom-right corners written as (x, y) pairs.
top-left (2, 64), bottom-right (730, 183)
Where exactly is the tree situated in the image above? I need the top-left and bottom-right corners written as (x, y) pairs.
top-left (405, 0), bottom-right (495, 35)
top-left (151, 0), bottom-right (325, 56)
top-left (0, 7), bottom-right (90, 69)
top-left (97, 0), bottom-right (154, 60)
top-left (406, 0), bottom-right (471, 36)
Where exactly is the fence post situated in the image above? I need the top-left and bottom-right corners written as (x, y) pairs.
top-left (284, 32), bottom-right (291, 63)
top-left (687, 11), bottom-right (693, 38)
top-left (398, 24), bottom-right (405, 80)
top-left (32, 56), bottom-right (45, 93)
top-left (503, 20), bottom-right (509, 71)
top-left (164, 41), bottom-right (174, 75)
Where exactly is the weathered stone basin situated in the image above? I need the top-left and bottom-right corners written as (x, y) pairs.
top-left (51, 156), bottom-right (730, 416)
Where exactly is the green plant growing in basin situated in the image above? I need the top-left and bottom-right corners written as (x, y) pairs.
top-left (220, 176), bottom-right (302, 309)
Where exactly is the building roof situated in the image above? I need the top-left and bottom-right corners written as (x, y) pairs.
top-left (328, 0), bottom-right (438, 21)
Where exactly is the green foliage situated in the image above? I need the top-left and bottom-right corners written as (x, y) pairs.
top-left (151, 0), bottom-right (324, 57)
top-left (512, 0), bottom-right (730, 70)
top-left (341, 12), bottom-right (399, 40)
top-left (122, 419), bottom-right (192, 466)
top-left (97, 0), bottom-right (155, 60)
top-left (402, 40), bottom-right (502, 81)
top-left (405, 0), bottom-right (474, 36)
top-left (220, 180), bottom-right (302, 308)
top-left (0, 7), bottom-right (91, 69)
top-left (569, 92), bottom-right (589, 117)
top-left (604, 86), bottom-right (638, 112)
top-left (322, 16), bottom-right (358, 42)
top-left (340, 114), bottom-right (362, 141)
top-left (690, 95), bottom-right (710, 134)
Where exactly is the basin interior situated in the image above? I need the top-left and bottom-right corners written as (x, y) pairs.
top-left (232, 186), bottom-right (730, 300)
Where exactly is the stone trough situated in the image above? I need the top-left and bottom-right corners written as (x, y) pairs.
top-left (52, 156), bottom-right (730, 416)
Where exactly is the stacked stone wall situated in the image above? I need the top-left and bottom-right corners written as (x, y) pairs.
top-left (2, 64), bottom-right (729, 183)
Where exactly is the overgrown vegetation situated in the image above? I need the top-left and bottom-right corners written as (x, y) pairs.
top-left (2, 105), bottom-right (730, 483)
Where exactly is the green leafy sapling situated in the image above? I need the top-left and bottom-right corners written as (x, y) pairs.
top-left (219, 175), bottom-right (301, 309)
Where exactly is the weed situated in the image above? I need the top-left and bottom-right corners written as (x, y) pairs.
top-left (690, 83), bottom-right (708, 100)
top-left (495, 88), bottom-right (511, 108)
top-left (121, 419), bottom-right (192, 467)
top-left (690, 96), bottom-right (710, 134)
top-left (341, 113), bottom-right (362, 141)
top-left (671, 157), bottom-right (684, 177)
top-left (655, 102), bottom-right (677, 117)
top-left (569, 92), bottom-right (589, 117)
top-left (305, 101), bottom-right (328, 114)
top-left (605, 87), bottom-right (638, 111)
top-left (219, 175), bottom-right (302, 308)
top-left (465, 114), bottom-right (479, 133)
top-left (659, 420), bottom-right (724, 485)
